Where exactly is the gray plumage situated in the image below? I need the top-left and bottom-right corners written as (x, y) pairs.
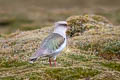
top-left (30, 33), bottom-right (65, 60)
top-left (29, 21), bottom-right (67, 65)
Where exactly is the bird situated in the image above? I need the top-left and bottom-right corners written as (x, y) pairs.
top-left (29, 21), bottom-right (68, 66)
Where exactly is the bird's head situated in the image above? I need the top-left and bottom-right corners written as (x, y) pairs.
top-left (54, 21), bottom-right (69, 34)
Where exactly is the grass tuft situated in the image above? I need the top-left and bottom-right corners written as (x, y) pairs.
top-left (0, 76), bottom-right (17, 80)
top-left (68, 54), bottom-right (89, 62)
top-left (101, 62), bottom-right (120, 71)
top-left (45, 67), bottom-right (100, 80)
top-left (0, 59), bottom-right (28, 68)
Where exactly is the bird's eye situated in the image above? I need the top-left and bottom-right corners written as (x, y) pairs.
top-left (59, 24), bottom-right (67, 26)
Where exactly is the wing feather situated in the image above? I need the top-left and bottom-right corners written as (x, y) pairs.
top-left (30, 33), bottom-right (64, 59)
top-left (41, 33), bottom-right (65, 53)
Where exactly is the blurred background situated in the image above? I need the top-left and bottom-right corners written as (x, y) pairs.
top-left (0, 0), bottom-right (120, 34)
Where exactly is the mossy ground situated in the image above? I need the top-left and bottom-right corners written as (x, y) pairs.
top-left (0, 15), bottom-right (120, 79)
top-left (0, 50), bottom-right (105, 80)
top-left (0, 42), bottom-right (120, 80)
top-left (0, 1), bottom-right (120, 79)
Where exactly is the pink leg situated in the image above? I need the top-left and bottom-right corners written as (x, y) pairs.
top-left (54, 59), bottom-right (56, 67)
top-left (49, 58), bottom-right (52, 67)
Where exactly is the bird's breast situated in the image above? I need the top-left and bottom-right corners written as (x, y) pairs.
top-left (53, 38), bottom-right (66, 55)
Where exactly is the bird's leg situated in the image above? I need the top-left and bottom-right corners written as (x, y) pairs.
top-left (53, 56), bottom-right (56, 67)
top-left (54, 59), bottom-right (56, 67)
top-left (49, 58), bottom-right (52, 67)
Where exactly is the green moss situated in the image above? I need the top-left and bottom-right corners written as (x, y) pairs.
top-left (78, 42), bottom-right (92, 51)
top-left (0, 76), bottom-right (18, 80)
top-left (25, 72), bottom-right (43, 80)
top-left (0, 59), bottom-right (28, 68)
top-left (77, 39), bottom-right (120, 56)
top-left (92, 15), bottom-right (109, 23)
top-left (0, 76), bottom-right (24, 80)
top-left (0, 67), bottom-right (100, 80)
top-left (101, 62), bottom-right (120, 71)
top-left (45, 67), bottom-right (100, 80)
top-left (68, 54), bottom-right (89, 62)
top-left (102, 40), bottom-right (120, 54)
top-left (62, 61), bottom-right (73, 67)
top-left (57, 58), bottom-right (73, 67)
top-left (98, 77), bottom-right (116, 80)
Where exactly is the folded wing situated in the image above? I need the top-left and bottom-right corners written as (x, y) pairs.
top-left (30, 33), bottom-right (64, 62)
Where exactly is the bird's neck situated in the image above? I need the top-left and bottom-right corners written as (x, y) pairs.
top-left (53, 27), bottom-right (66, 38)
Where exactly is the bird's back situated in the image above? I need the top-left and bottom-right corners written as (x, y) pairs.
top-left (41, 33), bottom-right (65, 53)
top-left (30, 33), bottom-right (65, 60)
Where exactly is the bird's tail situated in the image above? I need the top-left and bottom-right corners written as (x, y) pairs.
top-left (29, 49), bottom-right (44, 63)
